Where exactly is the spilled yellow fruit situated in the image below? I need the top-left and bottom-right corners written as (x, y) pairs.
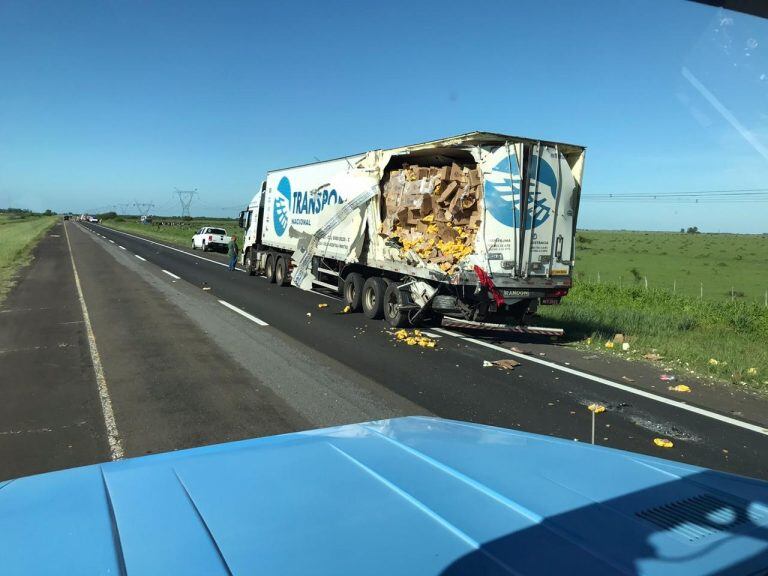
top-left (588, 404), bottom-right (606, 414)
top-left (668, 384), bottom-right (691, 393)
top-left (317, 303), bottom-right (328, 309)
top-left (653, 438), bottom-right (674, 448)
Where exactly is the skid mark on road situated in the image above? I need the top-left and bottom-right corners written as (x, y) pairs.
top-left (64, 223), bottom-right (124, 460)
top-left (434, 327), bottom-right (768, 437)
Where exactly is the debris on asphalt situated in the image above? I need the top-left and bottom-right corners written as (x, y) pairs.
top-left (509, 346), bottom-right (532, 355)
top-left (202, 287), bottom-right (211, 291)
top-left (306, 312), bottom-right (312, 317)
top-left (660, 374), bottom-right (676, 381)
top-left (317, 303), bottom-right (328, 309)
top-left (588, 404), bottom-right (606, 414)
top-left (482, 360), bottom-right (493, 367)
top-left (394, 329), bottom-right (436, 348)
top-left (668, 384), bottom-right (691, 393)
top-left (653, 438), bottom-right (674, 448)
top-left (621, 376), bottom-right (635, 382)
top-left (342, 305), bottom-right (351, 313)
top-left (492, 359), bottom-right (520, 370)
top-left (612, 333), bottom-right (625, 344)
top-left (582, 354), bottom-right (598, 360)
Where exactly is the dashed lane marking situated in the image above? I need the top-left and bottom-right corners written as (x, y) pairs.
top-left (162, 269), bottom-right (181, 280)
top-left (218, 299), bottom-right (269, 326)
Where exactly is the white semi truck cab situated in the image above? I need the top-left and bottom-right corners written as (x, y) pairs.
top-left (238, 132), bottom-right (585, 327)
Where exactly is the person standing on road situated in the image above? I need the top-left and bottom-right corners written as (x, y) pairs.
top-left (228, 235), bottom-right (239, 272)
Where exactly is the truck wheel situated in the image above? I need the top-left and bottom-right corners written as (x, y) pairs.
top-left (202, 242), bottom-right (208, 252)
top-left (275, 256), bottom-right (290, 286)
top-left (362, 277), bottom-right (386, 319)
top-left (191, 242), bottom-right (196, 250)
top-left (343, 273), bottom-right (364, 312)
top-left (383, 283), bottom-right (410, 327)
top-left (265, 254), bottom-right (276, 283)
top-left (245, 250), bottom-right (256, 276)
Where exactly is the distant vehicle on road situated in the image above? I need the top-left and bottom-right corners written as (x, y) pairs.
top-left (63, 215), bottom-right (70, 221)
top-left (87, 216), bottom-right (99, 223)
top-left (192, 226), bottom-right (231, 252)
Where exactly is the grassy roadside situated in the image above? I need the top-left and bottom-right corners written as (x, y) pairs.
top-left (538, 282), bottom-right (768, 392)
top-left (0, 215), bottom-right (58, 303)
top-left (101, 217), bottom-right (237, 248)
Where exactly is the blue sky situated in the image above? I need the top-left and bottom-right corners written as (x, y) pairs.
top-left (1, 0), bottom-right (767, 232)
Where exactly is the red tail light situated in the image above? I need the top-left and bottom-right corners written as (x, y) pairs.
top-left (208, 235), bottom-right (212, 241)
top-left (550, 288), bottom-right (570, 298)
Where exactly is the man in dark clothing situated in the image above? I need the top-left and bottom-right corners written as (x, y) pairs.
top-left (228, 235), bottom-right (239, 271)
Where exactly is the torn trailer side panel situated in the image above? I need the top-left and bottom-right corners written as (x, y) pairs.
top-left (238, 132), bottom-right (586, 326)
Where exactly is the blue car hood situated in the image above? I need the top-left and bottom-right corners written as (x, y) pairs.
top-left (1, 416), bottom-right (767, 575)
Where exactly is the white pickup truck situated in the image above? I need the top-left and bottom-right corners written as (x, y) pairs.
top-left (192, 227), bottom-right (231, 252)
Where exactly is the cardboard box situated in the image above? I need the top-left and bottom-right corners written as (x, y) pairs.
top-left (438, 181), bottom-right (458, 204)
top-left (449, 163), bottom-right (463, 182)
top-left (420, 194), bottom-right (436, 217)
top-left (468, 168), bottom-right (482, 187)
top-left (437, 166), bottom-right (450, 181)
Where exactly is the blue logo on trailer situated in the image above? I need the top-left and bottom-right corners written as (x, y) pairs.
top-left (274, 177), bottom-right (291, 236)
top-left (484, 154), bottom-right (557, 229)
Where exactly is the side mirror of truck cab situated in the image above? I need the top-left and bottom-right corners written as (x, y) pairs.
top-left (238, 211), bottom-right (246, 229)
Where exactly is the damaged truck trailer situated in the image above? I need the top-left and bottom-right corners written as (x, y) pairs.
top-left (238, 132), bottom-right (586, 327)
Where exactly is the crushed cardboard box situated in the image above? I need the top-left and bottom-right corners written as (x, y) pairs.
top-left (380, 162), bottom-right (483, 274)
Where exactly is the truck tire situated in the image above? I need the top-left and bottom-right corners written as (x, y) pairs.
top-left (275, 256), bottom-right (290, 286)
top-left (265, 254), bottom-right (276, 283)
top-left (362, 277), bottom-right (386, 319)
top-left (245, 250), bottom-right (256, 276)
top-left (191, 241), bottom-right (196, 250)
top-left (202, 242), bottom-right (208, 252)
top-left (383, 283), bottom-right (410, 327)
top-left (343, 273), bottom-right (364, 312)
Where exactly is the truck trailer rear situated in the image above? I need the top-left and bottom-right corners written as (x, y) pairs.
top-left (238, 132), bottom-right (585, 327)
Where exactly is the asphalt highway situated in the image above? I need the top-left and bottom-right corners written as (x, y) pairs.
top-left (1, 220), bottom-right (766, 481)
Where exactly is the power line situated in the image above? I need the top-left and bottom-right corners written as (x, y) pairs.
top-left (174, 188), bottom-right (197, 217)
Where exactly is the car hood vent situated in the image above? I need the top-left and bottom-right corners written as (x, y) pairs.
top-left (636, 493), bottom-right (762, 542)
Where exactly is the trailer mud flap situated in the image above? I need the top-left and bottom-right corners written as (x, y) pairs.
top-left (291, 183), bottom-right (379, 290)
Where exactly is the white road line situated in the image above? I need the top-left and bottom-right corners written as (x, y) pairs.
top-left (433, 327), bottom-right (768, 437)
top-left (218, 299), bottom-right (269, 326)
top-left (134, 254), bottom-right (146, 262)
top-left (108, 239), bottom-right (115, 243)
top-left (162, 269), bottom-right (181, 280)
top-left (118, 245), bottom-right (126, 250)
top-left (63, 223), bottom-right (124, 460)
top-left (92, 224), bottom-right (244, 271)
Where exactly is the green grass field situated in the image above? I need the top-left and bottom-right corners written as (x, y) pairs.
top-left (538, 230), bottom-right (768, 391)
top-left (101, 217), bottom-right (238, 248)
top-left (572, 231), bottom-right (768, 303)
top-left (0, 214), bottom-right (57, 302)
